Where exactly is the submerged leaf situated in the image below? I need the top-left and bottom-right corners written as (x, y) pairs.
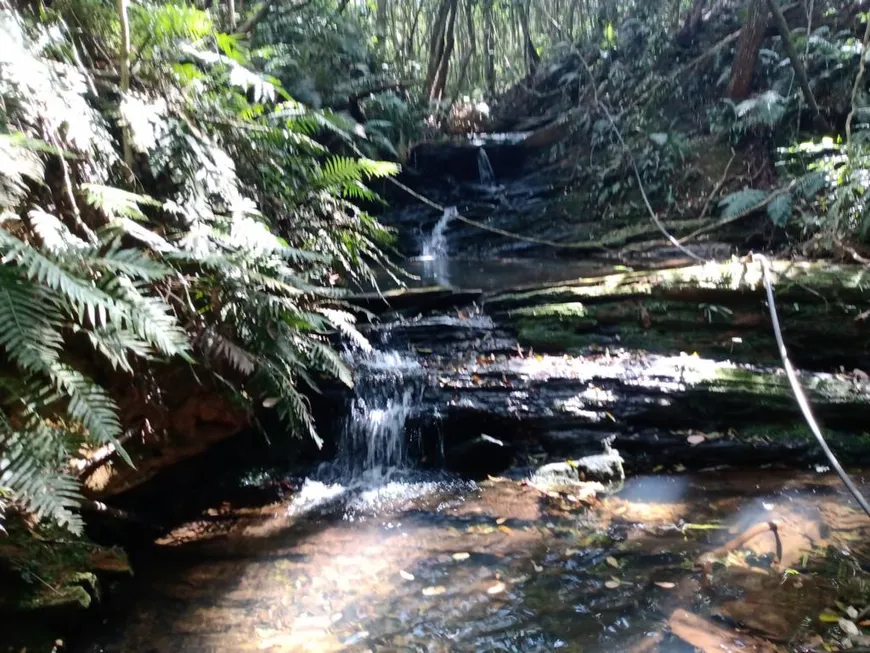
top-left (422, 586), bottom-right (446, 596)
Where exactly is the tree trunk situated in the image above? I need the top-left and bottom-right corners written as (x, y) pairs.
top-left (727, 0), bottom-right (768, 99)
top-left (519, 0), bottom-right (538, 75)
top-left (425, 0), bottom-right (459, 103)
top-left (117, 0), bottom-right (132, 169)
top-left (228, 0), bottom-right (236, 29)
top-left (764, 0), bottom-right (828, 129)
top-left (425, 0), bottom-right (453, 95)
top-left (376, 0), bottom-right (387, 53)
top-left (484, 0), bottom-right (496, 95)
top-left (676, 0), bottom-right (706, 44)
top-left (431, 0), bottom-right (459, 102)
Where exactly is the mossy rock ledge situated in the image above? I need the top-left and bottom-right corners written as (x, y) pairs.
top-left (366, 260), bottom-right (870, 470)
top-left (0, 519), bottom-right (132, 650)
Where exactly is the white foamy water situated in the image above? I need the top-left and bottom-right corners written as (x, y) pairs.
top-left (418, 207), bottom-right (456, 286)
top-left (477, 147), bottom-right (495, 185)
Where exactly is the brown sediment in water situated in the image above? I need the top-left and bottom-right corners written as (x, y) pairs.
top-left (77, 469), bottom-right (870, 652)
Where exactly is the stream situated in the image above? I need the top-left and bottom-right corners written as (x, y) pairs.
top-left (76, 142), bottom-right (870, 653)
top-left (80, 466), bottom-right (870, 652)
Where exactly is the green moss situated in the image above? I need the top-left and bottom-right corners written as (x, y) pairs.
top-left (489, 260), bottom-right (870, 312)
top-left (17, 576), bottom-right (95, 610)
top-left (0, 518), bottom-right (130, 617)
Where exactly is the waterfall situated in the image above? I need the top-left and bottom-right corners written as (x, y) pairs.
top-left (336, 349), bottom-right (422, 478)
top-left (421, 206), bottom-right (456, 261)
top-left (419, 206), bottom-right (456, 286)
top-left (477, 147), bottom-right (495, 185)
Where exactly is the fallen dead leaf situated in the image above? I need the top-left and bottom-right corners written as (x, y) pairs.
top-left (496, 517), bottom-right (507, 525)
top-left (654, 581), bottom-right (676, 589)
top-left (487, 582), bottom-right (506, 595)
top-left (422, 586), bottom-right (446, 596)
top-left (399, 570), bottom-right (415, 581)
top-left (606, 556), bottom-right (620, 568)
top-left (451, 552), bottom-right (471, 561)
top-left (605, 580), bottom-right (620, 589)
top-left (687, 434), bottom-right (706, 446)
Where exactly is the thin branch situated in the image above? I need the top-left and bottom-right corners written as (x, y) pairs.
top-left (765, 0), bottom-right (828, 130)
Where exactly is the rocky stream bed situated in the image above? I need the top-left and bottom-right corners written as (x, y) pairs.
top-left (5, 137), bottom-right (870, 652)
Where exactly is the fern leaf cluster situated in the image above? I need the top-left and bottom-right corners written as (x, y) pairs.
top-left (0, 0), bottom-right (396, 532)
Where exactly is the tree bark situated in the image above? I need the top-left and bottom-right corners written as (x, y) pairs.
top-left (117, 0), bottom-right (132, 169)
top-left (727, 0), bottom-right (768, 99)
top-left (425, 0), bottom-right (453, 94)
top-left (376, 0), bottom-right (387, 53)
top-left (425, 0), bottom-right (459, 102)
top-left (676, 0), bottom-right (706, 44)
top-left (228, 0), bottom-right (236, 29)
top-left (519, 0), bottom-right (539, 75)
top-left (484, 0), bottom-right (496, 95)
top-left (432, 0), bottom-right (459, 101)
top-left (764, 0), bottom-right (827, 129)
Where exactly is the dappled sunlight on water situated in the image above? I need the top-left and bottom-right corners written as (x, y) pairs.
top-left (83, 470), bottom-right (870, 653)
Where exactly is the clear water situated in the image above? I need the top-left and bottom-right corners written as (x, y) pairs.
top-left (477, 147), bottom-right (496, 185)
top-left (330, 348), bottom-right (424, 479)
top-left (80, 469), bottom-right (870, 652)
top-left (418, 206), bottom-right (457, 286)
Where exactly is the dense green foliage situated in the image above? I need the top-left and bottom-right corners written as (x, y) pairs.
top-left (0, 0), bottom-right (398, 531)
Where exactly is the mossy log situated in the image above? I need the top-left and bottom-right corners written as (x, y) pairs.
top-left (487, 260), bottom-right (870, 370)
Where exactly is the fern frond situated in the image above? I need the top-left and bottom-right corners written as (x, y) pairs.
top-left (719, 188), bottom-right (769, 218)
top-left (766, 193), bottom-right (793, 226)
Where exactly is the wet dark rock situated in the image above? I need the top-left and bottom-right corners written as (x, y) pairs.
top-left (409, 142), bottom-right (528, 182)
top-left (334, 260), bottom-right (870, 474)
top-left (444, 434), bottom-right (514, 477)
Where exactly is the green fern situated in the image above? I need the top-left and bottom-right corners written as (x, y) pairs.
top-left (718, 187), bottom-right (769, 218)
top-left (732, 90), bottom-right (787, 133)
top-left (766, 193), bottom-right (792, 226)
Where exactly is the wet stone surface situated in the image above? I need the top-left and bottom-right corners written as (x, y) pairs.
top-left (78, 469), bottom-right (870, 652)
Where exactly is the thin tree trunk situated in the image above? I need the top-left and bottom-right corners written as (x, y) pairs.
top-left (676, 0), bottom-right (706, 44)
top-left (484, 0), bottom-right (496, 95)
top-left (228, 0), bottom-right (237, 29)
top-left (376, 0), bottom-right (387, 53)
top-left (764, 0), bottom-right (827, 128)
top-left (425, 0), bottom-right (454, 95)
top-left (117, 0), bottom-right (132, 169)
top-left (407, 4), bottom-right (423, 60)
top-left (430, 0), bottom-right (459, 102)
top-left (519, 0), bottom-right (539, 75)
top-left (465, 0), bottom-right (476, 88)
top-left (727, 0), bottom-right (768, 99)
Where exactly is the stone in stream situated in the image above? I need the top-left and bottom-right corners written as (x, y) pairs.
top-left (531, 446), bottom-right (625, 490)
top-left (444, 434), bottom-right (514, 477)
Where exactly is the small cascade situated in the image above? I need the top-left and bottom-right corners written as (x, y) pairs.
top-left (477, 147), bottom-right (496, 185)
top-left (419, 206), bottom-right (456, 286)
top-left (335, 349), bottom-right (423, 479)
top-left (420, 206), bottom-right (456, 261)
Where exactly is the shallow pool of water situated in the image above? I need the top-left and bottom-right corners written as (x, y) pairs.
top-left (76, 468), bottom-right (870, 653)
